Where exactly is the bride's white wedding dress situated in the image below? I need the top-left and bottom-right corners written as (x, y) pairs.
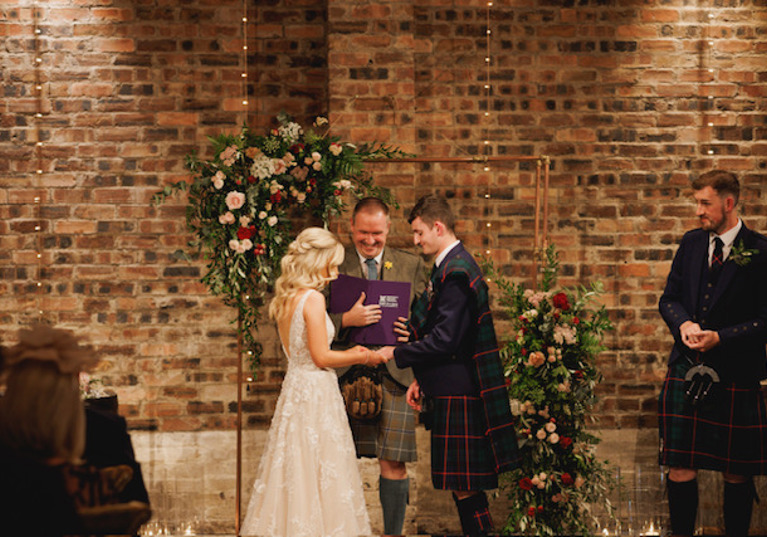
top-left (241, 290), bottom-right (371, 537)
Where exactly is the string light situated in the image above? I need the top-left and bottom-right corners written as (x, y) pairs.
top-left (33, 6), bottom-right (45, 322)
top-left (482, 0), bottom-right (493, 258)
top-left (702, 9), bottom-right (716, 158)
top-left (241, 1), bottom-right (249, 122)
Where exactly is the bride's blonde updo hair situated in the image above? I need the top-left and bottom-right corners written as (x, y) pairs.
top-left (268, 227), bottom-right (344, 321)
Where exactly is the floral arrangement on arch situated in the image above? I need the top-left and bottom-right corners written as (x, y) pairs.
top-left (485, 247), bottom-right (615, 536)
top-left (153, 113), bottom-right (408, 371)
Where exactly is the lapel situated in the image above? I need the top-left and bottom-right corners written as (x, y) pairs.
top-left (342, 247), bottom-right (365, 279)
top-left (380, 247), bottom-right (392, 281)
top-left (709, 224), bottom-right (750, 310)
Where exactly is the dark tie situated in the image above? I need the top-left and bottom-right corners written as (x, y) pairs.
top-left (710, 237), bottom-right (724, 280)
top-left (365, 258), bottom-right (377, 280)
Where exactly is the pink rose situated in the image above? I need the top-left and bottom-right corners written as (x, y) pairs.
top-left (225, 191), bottom-right (246, 210)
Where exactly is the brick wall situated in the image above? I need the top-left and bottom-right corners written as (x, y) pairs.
top-left (2, 0), bottom-right (767, 435)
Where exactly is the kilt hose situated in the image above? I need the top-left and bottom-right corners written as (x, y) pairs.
top-left (659, 361), bottom-right (767, 475)
top-left (429, 395), bottom-right (498, 491)
top-left (349, 375), bottom-right (417, 462)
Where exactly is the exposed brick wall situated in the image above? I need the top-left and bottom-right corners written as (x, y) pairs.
top-left (2, 0), bottom-right (766, 434)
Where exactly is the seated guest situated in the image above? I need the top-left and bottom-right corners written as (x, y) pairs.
top-left (84, 402), bottom-right (150, 504)
top-left (0, 325), bottom-right (96, 536)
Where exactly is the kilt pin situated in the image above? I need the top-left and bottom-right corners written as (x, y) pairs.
top-left (658, 223), bottom-right (767, 475)
top-left (394, 243), bottom-right (520, 492)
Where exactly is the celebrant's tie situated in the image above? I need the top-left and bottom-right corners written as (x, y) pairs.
top-left (710, 237), bottom-right (724, 281)
top-left (365, 258), bottom-right (378, 280)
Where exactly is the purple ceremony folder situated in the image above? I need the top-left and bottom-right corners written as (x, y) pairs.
top-left (329, 273), bottom-right (411, 346)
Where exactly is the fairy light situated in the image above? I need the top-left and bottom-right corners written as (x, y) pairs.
top-left (702, 9), bottom-right (716, 158)
top-left (33, 6), bottom-right (46, 322)
top-left (241, 3), bottom-right (249, 116)
top-left (482, 1), bottom-right (494, 258)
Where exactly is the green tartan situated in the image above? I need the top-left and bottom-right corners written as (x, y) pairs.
top-left (410, 251), bottom-right (520, 474)
top-left (659, 360), bottom-right (767, 475)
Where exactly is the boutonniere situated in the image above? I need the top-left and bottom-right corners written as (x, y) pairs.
top-left (730, 239), bottom-right (759, 267)
top-left (384, 261), bottom-right (393, 271)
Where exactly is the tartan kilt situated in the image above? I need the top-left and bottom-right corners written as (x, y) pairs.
top-left (659, 361), bottom-right (767, 475)
top-left (429, 395), bottom-right (498, 491)
top-left (349, 375), bottom-right (417, 462)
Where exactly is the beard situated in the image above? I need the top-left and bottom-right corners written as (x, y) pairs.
top-left (699, 207), bottom-right (726, 234)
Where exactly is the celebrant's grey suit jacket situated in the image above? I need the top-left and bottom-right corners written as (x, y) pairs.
top-left (330, 245), bottom-right (429, 387)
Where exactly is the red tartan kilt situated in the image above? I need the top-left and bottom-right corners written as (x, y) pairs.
top-left (429, 395), bottom-right (498, 491)
top-left (658, 361), bottom-right (767, 475)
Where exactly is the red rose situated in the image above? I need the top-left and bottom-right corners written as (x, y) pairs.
top-left (573, 317), bottom-right (580, 325)
top-left (552, 292), bottom-right (570, 311)
top-left (519, 477), bottom-right (533, 491)
top-left (560, 436), bottom-right (573, 449)
top-left (537, 506), bottom-right (544, 513)
top-left (289, 143), bottom-right (304, 153)
top-left (247, 175), bottom-right (256, 184)
top-left (527, 507), bottom-right (536, 517)
top-left (334, 189), bottom-right (341, 196)
top-left (520, 348), bottom-right (527, 356)
top-left (270, 191), bottom-right (282, 204)
top-left (561, 472), bottom-right (574, 486)
top-left (237, 226), bottom-right (252, 240)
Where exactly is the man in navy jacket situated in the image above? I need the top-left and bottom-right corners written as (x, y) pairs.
top-left (658, 170), bottom-right (767, 537)
top-left (380, 195), bottom-right (518, 537)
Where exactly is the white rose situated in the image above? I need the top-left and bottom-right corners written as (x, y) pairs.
top-left (536, 429), bottom-right (547, 440)
top-left (545, 422), bottom-right (557, 433)
top-left (548, 433), bottom-right (560, 444)
top-left (258, 211), bottom-right (267, 220)
top-left (268, 216), bottom-right (278, 226)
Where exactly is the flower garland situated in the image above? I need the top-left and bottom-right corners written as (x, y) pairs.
top-left (485, 247), bottom-right (615, 536)
top-left (153, 113), bottom-right (410, 371)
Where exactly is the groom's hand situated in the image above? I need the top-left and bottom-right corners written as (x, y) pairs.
top-left (393, 316), bottom-right (410, 342)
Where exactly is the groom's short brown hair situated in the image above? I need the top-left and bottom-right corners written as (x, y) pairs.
top-left (408, 195), bottom-right (455, 232)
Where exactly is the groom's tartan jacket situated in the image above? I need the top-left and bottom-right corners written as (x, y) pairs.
top-left (398, 243), bottom-right (520, 475)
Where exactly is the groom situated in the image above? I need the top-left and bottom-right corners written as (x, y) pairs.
top-left (380, 194), bottom-right (519, 536)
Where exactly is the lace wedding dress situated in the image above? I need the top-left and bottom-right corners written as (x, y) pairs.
top-left (241, 290), bottom-right (372, 537)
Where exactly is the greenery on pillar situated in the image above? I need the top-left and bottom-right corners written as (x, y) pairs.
top-left (486, 247), bottom-right (616, 536)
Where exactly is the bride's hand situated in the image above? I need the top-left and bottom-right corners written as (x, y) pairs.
top-left (350, 346), bottom-right (388, 366)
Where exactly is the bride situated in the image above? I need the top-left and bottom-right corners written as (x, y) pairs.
top-left (241, 227), bottom-right (386, 537)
